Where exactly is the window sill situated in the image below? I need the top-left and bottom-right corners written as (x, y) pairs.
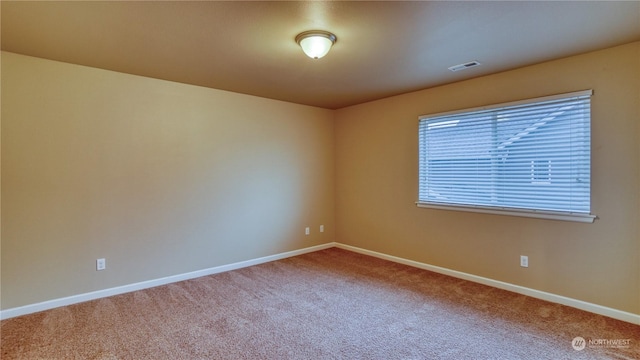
top-left (416, 202), bottom-right (596, 223)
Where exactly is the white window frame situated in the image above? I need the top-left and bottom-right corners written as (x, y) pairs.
top-left (416, 90), bottom-right (596, 223)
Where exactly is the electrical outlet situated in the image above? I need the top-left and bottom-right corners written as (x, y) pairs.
top-left (320, 225), bottom-right (324, 233)
top-left (97, 258), bottom-right (106, 271)
top-left (520, 255), bottom-right (528, 268)
top-left (305, 227), bottom-right (310, 235)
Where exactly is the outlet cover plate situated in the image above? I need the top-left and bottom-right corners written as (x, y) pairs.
top-left (97, 258), bottom-right (106, 271)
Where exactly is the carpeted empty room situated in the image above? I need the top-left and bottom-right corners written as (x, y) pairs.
top-left (2, 248), bottom-right (638, 359)
top-left (2, 2), bottom-right (640, 359)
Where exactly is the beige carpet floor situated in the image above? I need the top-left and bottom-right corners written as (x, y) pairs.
top-left (1, 248), bottom-right (638, 359)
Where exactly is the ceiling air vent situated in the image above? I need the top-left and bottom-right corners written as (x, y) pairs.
top-left (448, 61), bottom-right (481, 72)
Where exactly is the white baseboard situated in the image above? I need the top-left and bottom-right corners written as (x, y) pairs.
top-left (3, 241), bottom-right (638, 325)
top-left (0, 243), bottom-right (334, 320)
top-left (334, 243), bottom-right (640, 325)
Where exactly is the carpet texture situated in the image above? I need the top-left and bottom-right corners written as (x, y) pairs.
top-left (1, 248), bottom-right (638, 359)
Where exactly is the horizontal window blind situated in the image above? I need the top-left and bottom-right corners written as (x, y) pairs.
top-left (418, 90), bottom-right (593, 219)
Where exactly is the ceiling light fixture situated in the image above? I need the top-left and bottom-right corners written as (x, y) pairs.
top-left (295, 30), bottom-right (337, 59)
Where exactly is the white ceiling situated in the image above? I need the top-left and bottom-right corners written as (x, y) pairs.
top-left (2, 1), bottom-right (639, 109)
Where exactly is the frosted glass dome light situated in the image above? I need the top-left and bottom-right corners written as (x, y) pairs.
top-left (295, 30), bottom-right (337, 59)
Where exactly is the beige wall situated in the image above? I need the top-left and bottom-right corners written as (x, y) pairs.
top-left (1, 52), bottom-right (335, 309)
top-left (2, 42), bottom-right (639, 316)
top-left (335, 42), bottom-right (640, 314)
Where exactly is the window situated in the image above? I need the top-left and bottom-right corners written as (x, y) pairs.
top-left (530, 159), bottom-right (551, 185)
top-left (417, 90), bottom-right (595, 223)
